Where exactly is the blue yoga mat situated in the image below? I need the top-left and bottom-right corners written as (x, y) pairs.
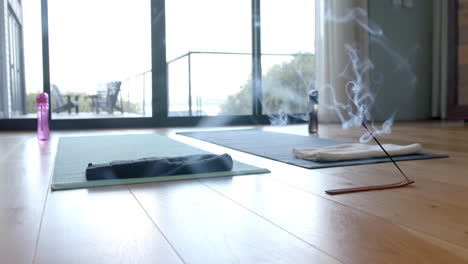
top-left (177, 129), bottom-right (448, 169)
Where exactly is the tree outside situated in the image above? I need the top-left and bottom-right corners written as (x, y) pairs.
top-left (219, 53), bottom-right (315, 115)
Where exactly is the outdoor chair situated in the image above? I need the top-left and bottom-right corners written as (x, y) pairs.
top-left (50, 84), bottom-right (80, 114)
top-left (88, 81), bottom-right (123, 114)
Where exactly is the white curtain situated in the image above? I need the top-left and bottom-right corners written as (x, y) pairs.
top-left (315, 0), bottom-right (369, 123)
top-left (432, 0), bottom-right (449, 119)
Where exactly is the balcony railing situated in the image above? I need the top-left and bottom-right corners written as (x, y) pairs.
top-left (19, 51), bottom-right (312, 119)
top-left (166, 51), bottom-right (314, 117)
top-left (120, 70), bottom-right (152, 117)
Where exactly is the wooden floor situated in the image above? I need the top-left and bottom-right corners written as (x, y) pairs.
top-left (1, 121), bottom-right (468, 264)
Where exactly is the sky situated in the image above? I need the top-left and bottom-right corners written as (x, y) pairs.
top-left (166, 0), bottom-right (315, 109)
top-left (22, 0), bottom-right (315, 112)
top-left (22, 0), bottom-right (43, 94)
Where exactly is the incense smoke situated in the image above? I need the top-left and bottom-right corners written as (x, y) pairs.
top-left (196, 7), bottom-right (417, 140)
top-left (263, 53), bottom-right (314, 125)
top-left (314, 7), bottom-right (417, 143)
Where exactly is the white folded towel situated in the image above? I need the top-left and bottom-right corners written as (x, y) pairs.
top-left (293, 143), bottom-right (422, 162)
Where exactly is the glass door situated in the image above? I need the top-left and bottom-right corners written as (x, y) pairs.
top-left (165, 0), bottom-right (252, 117)
top-left (260, 0), bottom-right (315, 119)
top-left (48, 0), bottom-right (152, 120)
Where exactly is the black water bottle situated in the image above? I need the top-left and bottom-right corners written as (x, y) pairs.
top-left (308, 89), bottom-right (318, 134)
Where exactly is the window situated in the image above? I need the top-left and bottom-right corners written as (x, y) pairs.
top-left (0, 0), bottom-right (315, 129)
top-left (261, 0), bottom-right (315, 117)
top-left (165, 0), bottom-right (252, 117)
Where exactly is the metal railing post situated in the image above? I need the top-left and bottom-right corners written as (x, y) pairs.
top-left (142, 72), bottom-right (145, 116)
top-left (188, 52), bottom-right (192, 116)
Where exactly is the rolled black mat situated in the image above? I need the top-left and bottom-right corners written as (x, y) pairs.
top-left (86, 153), bottom-right (233, 180)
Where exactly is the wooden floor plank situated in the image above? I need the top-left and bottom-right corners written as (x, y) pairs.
top-left (169, 122), bottom-right (468, 260)
top-left (244, 130), bottom-right (468, 251)
top-left (400, 226), bottom-right (468, 260)
top-left (0, 137), bottom-right (54, 264)
top-left (253, 166), bottom-right (468, 247)
top-left (0, 161), bottom-right (50, 264)
top-left (317, 161), bottom-right (468, 207)
top-left (0, 133), bottom-right (30, 161)
top-left (1, 121), bottom-right (467, 263)
top-left (253, 159), bottom-right (468, 250)
top-left (130, 180), bottom-right (341, 264)
top-left (199, 175), bottom-right (468, 264)
top-left (34, 187), bottom-right (183, 264)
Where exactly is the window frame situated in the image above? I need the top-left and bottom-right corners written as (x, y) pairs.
top-left (0, 0), bottom-right (306, 130)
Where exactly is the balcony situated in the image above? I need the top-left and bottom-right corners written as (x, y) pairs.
top-left (167, 51), bottom-right (314, 117)
top-left (7, 51), bottom-right (313, 120)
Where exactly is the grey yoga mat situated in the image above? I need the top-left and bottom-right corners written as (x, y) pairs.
top-left (177, 129), bottom-right (448, 169)
top-left (51, 134), bottom-right (270, 190)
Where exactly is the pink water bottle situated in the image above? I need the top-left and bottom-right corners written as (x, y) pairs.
top-left (36, 93), bottom-right (50, 140)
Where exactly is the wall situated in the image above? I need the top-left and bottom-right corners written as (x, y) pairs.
top-left (368, 0), bottom-right (433, 121)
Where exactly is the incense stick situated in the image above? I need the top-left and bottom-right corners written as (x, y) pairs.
top-left (362, 122), bottom-right (412, 182)
top-left (325, 122), bottom-right (415, 195)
